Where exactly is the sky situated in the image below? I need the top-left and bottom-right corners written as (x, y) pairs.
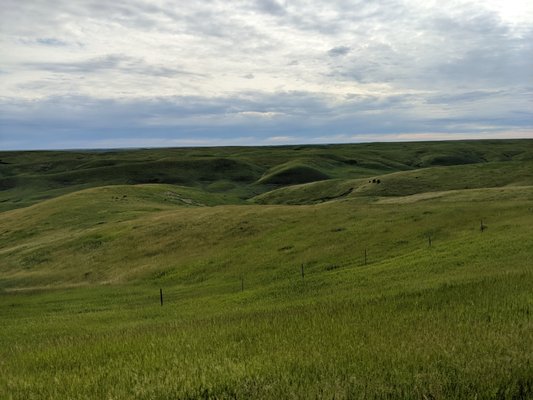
top-left (1, 0), bottom-right (532, 150)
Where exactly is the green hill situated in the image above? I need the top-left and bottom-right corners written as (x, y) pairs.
top-left (255, 160), bottom-right (533, 204)
top-left (256, 161), bottom-right (330, 185)
top-left (1, 139), bottom-right (532, 211)
top-left (1, 139), bottom-right (532, 399)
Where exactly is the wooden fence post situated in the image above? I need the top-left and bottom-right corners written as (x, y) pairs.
top-left (160, 288), bottom-right (163, 306)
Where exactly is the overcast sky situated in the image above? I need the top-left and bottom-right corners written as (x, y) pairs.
top-left (1, 0), bottom-right (532, 149)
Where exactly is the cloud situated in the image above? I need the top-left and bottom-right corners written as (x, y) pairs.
top-left (328, 46), bottom-right (351, 57)
top-left (238, 111), bottom-right (283, 118)
top-left (425, 90), bottom-right (499, 103)
top-left (0, 0), bottom-right (531, 148)
top-left (23, 54), bottom-right (206, 78)
top-left (1, 87), bottom-right (531, 150)
top-left (35, 37), bottom-right (68, 46)
top-left (266, 136), bottom-right (296, 143)
top-left (254, 0), bottom-right (286, 16)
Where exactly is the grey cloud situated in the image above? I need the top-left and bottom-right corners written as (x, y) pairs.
top-left (328, 9), bottom-right (533, 88)
top-left (27, 54), bottom-right (123, 73)
top-left (1, 0), bottom-right (266, 48)
top-left (35, 38), bottom-right (68, 46)
top-left (329, 43), bottom-right (405, 84)
top-left (1, 0), bottom-right (161, 36)
top-left (328, 46), bottom-right (351, 57)
top-left (435, 35), bottom-right (533, 85)
top-left (254, 0), bottom-right (286, 16)
top-left (1, 89), bottom-right (530, 150)
top-left (426, 8), bottom-right (509, 37)
top-left (1, 0), bottom-right (532, 149)
top-left (425, 90), bottom-right (507, 104)
top-left (280, 0), bottom-right (405, 35)
top-left (23, 54), bottom-right (206, 78)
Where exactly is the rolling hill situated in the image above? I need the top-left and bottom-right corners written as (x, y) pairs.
top-left (1, 139), bottom-right (532, 399)
top-left (1, 139), bottom-right (532, 211)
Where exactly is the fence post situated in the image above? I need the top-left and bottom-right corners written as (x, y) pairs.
top-left (364, 249), bottom-right (367, 265)
top-left (160, 288), bottom-right (163, 306)
top-left (301, 263), bottom-right (304, 280)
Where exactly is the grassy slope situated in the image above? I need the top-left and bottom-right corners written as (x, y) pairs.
top-left (1, 139), bottom-right (532, 211)
top-left (1, 140), bottom-right (533, 399)
top-left (254, 160), bottom-right (533, 204)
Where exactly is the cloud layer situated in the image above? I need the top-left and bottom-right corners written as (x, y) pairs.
top-left (1, 0), bottom-right (532, 149)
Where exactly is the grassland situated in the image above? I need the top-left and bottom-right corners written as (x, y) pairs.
top-left (0, 140), bottom-right (532, 399)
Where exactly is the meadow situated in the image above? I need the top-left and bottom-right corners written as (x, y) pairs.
top-left (0, 140), bottom-right (532, 399)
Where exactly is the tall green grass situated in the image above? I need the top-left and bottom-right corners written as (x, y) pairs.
top-left (1, 182), bottom-right (532, 398)
top-left (1, 141), bottom-right (533, 398)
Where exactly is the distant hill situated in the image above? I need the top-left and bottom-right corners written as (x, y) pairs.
top-left (1, 139), bottom-right (532, 211)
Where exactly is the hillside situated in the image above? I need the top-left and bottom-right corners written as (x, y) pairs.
top-left (1, 139), bottom-right (532, 211)
top-left (254, 160), bottom-right (533, 204)
top-left (1, 140), bottom-right (532, 399)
